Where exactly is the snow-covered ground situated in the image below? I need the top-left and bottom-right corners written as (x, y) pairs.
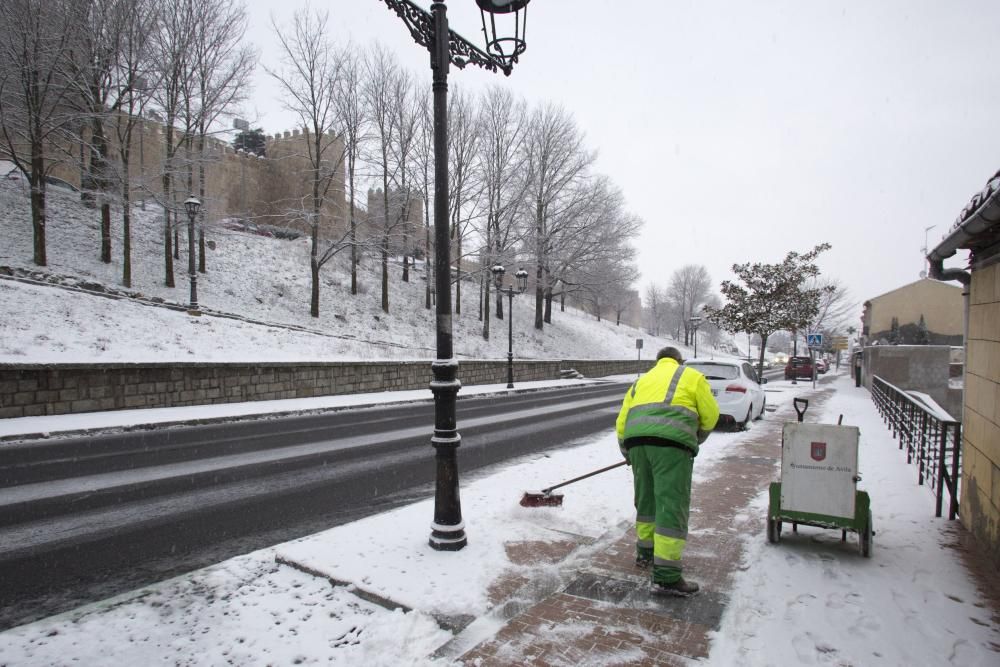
top-left (0, 375), bottom-right (996, 666)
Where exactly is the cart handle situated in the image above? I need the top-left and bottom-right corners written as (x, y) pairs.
top-left (793, 398), bottom-right (808, 422)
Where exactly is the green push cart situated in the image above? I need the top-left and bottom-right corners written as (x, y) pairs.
top-left (767, 398), bottom-right (873, 557)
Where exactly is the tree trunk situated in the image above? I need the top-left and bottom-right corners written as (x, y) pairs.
top-left (173, 214), bottom-right (180, 260)
top-left (100, 202), bottom-right (112, 263)
top-left (381, 236), bottom-right (389, 313)
top-left (424, 195), bottom-right (431, 310)
top-left (757, 334), bottom-right (769, 378)
top-left (198, 137), bottom-right (206, 273)
top-left (534, 200), bottom-right (544, 331)
top-left (310, 256), bottom-right (320, 317)
top-left (122, 187), bottom-right (132, 288)
top-left (455, 234), bottom-right (462, 315)
top-left (381, 186), bottom-right (390, 313)
top-left (91, 116), bottom-right (112, 264)
top-left (349, 160), bottom-right (357, 296)
top-left (198, 231), bottom-right (205, 273)
top-left (29, 149), bottom-right (47, 266)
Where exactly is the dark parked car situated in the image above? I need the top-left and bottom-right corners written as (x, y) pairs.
top-left (784, 356), bottom-right (814, 380)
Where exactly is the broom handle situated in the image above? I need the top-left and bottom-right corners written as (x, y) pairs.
top-left (543, 461), bottom-right (628, 494)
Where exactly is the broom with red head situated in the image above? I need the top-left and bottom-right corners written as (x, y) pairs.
top-left (520, 461), bottom-right (628, 507)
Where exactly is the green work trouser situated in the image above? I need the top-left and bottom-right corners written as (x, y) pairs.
top-left (629, 444), bottom-right (694, 584)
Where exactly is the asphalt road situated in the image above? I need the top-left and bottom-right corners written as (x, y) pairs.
top-left (0, 381), bottom-right (630, 630)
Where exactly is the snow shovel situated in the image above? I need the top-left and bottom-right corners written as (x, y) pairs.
top-left (520, 461), bottom-right (628, 507)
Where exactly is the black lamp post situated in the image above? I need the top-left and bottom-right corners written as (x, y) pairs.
top-left (379, 0), bottom-right (530, 552)
top-left (491, 264), bottom-right (528, 388)
top-left (183, 196), bottom-right (201, 313)
top-left (689, 315), bottom-right (702, 359)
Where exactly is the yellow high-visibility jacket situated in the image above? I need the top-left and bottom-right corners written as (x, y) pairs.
top-left (616, 357), bottom-right (720, 456)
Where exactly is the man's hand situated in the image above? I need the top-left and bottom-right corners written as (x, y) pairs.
top-left (697, 429), bottom-right (710, 444)
top-left (619, 442), bottom-right (630, 466)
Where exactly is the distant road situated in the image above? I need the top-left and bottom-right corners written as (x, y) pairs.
top-left (0, 381), bottom-right (630, 630)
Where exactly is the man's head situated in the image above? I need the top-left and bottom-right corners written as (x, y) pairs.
top-left (656, 347), bottom-right (683, 363)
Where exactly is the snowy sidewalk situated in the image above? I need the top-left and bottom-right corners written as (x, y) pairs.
top-left (0, 375), bottom-right (998, 666)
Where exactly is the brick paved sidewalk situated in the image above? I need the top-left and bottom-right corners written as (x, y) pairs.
top-left (445, 390), bottom-right (835, 666)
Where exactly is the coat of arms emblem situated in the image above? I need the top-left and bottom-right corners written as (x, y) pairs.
top-left (811, 441), bottom-right (827, 462)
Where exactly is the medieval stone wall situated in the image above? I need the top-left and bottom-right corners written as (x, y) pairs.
top-left (14, 117), bottom-right (348, 240)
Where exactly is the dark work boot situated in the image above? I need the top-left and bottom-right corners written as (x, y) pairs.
top-left (651, 577), bottom-right (700, 597)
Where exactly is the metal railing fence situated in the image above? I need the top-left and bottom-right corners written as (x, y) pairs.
top-left (870, 375), bottom-right (961, 519)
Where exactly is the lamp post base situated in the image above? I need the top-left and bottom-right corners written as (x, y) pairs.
top-left (429, 519), bottom-right (467, 551)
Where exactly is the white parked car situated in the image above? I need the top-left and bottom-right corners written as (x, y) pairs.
top-left (684, 359), bottom-right (767, 430)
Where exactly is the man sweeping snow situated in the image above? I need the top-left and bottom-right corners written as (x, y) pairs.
top-left (616, 346), bottom-right (719, 596)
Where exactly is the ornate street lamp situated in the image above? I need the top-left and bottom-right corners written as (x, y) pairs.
top-left (491, 264), bottom-right (528, 389)
top-left (183, 196), bottom-right (201, 313)
top-left (379, 0), bottom-right (531, 552)
top-left (475, 0), bottom-right (528, 69)
top-left (688, 315), bottom-right (702, 359)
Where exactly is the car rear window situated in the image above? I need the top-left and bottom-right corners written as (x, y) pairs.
top-left (686, 363), bottom-right (738, 380)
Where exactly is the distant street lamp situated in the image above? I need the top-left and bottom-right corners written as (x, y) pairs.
top-left (689, 315), bottom-right (703, 359)
top-left (184, 196), bottom-right (201, 313)
top-left (379, 0), bottom-right (531, 552)
top-left (491, 264), bottom-right (528, 388)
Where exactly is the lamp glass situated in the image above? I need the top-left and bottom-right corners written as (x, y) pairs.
top-left (515, 267), bottom-right (528, 292)
top-left (184, 197), bottom-right (201, 218)
top-left (491, 264), bottom-right (505, 289)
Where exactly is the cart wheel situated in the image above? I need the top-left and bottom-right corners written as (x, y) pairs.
top-left (859, 511), bottom-right (873, 558)
top-left (767, 517), bottom-right (781, 544)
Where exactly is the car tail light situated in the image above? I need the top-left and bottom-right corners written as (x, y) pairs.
top-left (725, 385), bottom-right (746, 393)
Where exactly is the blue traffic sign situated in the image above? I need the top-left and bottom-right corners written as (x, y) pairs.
top-left (807, 333), bottom-right (823, 348)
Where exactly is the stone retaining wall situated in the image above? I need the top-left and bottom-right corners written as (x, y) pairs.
top-left (0, 359), bottom-right (654, 418)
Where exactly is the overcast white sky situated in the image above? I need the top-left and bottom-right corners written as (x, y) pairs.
top-left (241, 0), bottom-right (1000, 311)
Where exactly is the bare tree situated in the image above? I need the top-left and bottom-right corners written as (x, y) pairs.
top-left (807, 276), bottom-right (855, 333)
top-left (67, 0), bottom-right (132, 265)
top-left (188, 0), bottom-right (256, 275)
top-left (334, 43), bottom-right (367, 296)
top-left (148, 0), bottom-right (198, 287)
top-left (267, 7), bottom-right (348, 318)
top-left (666, 264), bottom-right (712, 346)
top-left (644, 283), bottom-right (666, 336)
top-left (545, 176), bottom-right (639, 321)
top-left (476, 85), bottom-right (528, 339)
top-left (446, 86), bottom-right (481, 316)
top-left (412, 85), bottom-right (434, 310)
top-left (523, 103), bottom-right (595, 330)
top-left (363, 45), bottom-right (403, 314)
top-left (0, 0), bottom-right (79, 266)
top-left (388, 66), bottom-right (420, 285)
top-left (109, 0), bottom-right (160, 287)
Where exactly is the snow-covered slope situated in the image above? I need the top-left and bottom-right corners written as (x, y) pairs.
top-left (1, 179), bottom-right (686, 363)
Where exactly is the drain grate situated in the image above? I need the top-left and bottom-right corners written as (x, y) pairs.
top-left (564, 571), bottom-right (729, 629)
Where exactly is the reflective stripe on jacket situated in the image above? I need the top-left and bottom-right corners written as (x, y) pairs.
top-left (615, 357), bottom-right (720, 455)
